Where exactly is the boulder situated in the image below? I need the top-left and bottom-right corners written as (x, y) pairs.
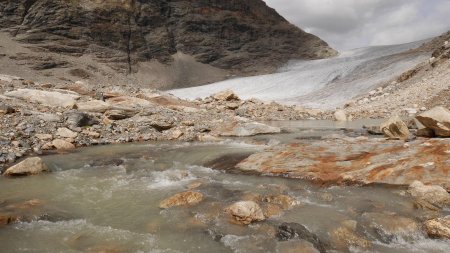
top-left (35, 134), bottom-right (53, 141)
top-left (65, 112), bottom-right (99, 127)
top-left (416, 128), bottom-right (435, 138)
top-left (424, 218), bottom-right (450, 239)
top-left (216, 121), bottom-right (281, 137)
top-left (56, 128), bottom-right (78, 138)
top-left (3, 157), bottom-right (48, 176)
top-left (5, 89), bottom-right (79, 108)
top-left (52, 139), bottom-right (75, 150)
top-left (263, 195), bottom-right (296, 209)
top-left (212, 90), bottom-right (240, 101)
top-left (77, 100), bottom-right (111, 113)
top-left (159, 191), bottom-right (204, 209)
top-left (416, 106), bottom-right (450, 137)
top-left (0, 105), bottom-right (15, 115)
top-left (277, 223), bottom-right (327, 253)
top-left (362, 212), bottom-right (420, 242)
top-left (225, 201), bottom-right (265, 225)
top-left (408, 181), bottom-right (450, 208)
top-left (380, 115), bottom-right (410, 139)
top-left (333, 109), bottom-right (347, 121)
top-left (104, 109), bottom-right (137, 120)
top-left (329, 226), bottom-right (372, 251)
top-left (276, 240), bottom-right (320, 253)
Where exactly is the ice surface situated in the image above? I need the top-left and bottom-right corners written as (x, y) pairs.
top-left (169, 40), bottom-right (430, 109)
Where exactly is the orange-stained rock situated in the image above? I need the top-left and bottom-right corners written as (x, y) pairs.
top-left (159, 191), bottom-right (204, 209)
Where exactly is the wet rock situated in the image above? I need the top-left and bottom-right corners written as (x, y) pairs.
top-left (216, 121), bottom-right (281, 137)
top-left (3, 157), bottom-right (48, 176)
top-left (0, 214), bottom-right (20, 226)
top-left (262, 203), bottom-right (284, 218)
top-left (159, 191), bottom-right (204, 209)
top-left (65, 112), bottom-right (99, 127)
top-left (263, 195), bottom-right (296, 209)
top-left (212, 90), bottom-right (240, 101)
top-left (329, 224), bottom-right (371, 251)
top-left (276, 240), bottom-right (320, 253)
top-left (380, 115), bottom-right (410, 139)
top-left (225, 201), bottom-right (265, 225)
top-left (5, 89), bottom-right (79, 108)
top-left (333, 109), bottom-right (347, 121)
top-left (277, 223), bottom-right (327, 253)
top-left (408, 181), bottom-right (450, 208)
top-left (416, 106), bottom-right (450, 137)
top-left (424, 218), bottom-right (450, 239)
top-left (89, 158), bottom-right (124, 167)
top-left (56, 128), bottom-right (78, 138)
top-left (52, 139), bottom-right (75, 150)
top-left (362, 212), bottom-right (420, 242)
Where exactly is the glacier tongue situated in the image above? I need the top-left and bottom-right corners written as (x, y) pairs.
top-left (169, 40), bottom-right (430, 109)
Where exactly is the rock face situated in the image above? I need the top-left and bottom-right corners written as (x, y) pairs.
top-left (159, 191), bottom-right (204, 209)
top-left (380, 116), bottom-right (410, 139)
top-left (3, 157), bottom-right (48, 176)
top-left (0, 0), bottom-right (336, 88)
top-left (225, 200), bottom-right (265, 225)
top-left (416, 106), bottom-right (450, 137)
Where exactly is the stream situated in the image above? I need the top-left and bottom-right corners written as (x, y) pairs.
top-left (0, 121), bottom-right (449, 253)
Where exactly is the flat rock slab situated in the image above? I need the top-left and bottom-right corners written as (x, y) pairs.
top-left (236, 138), bottom-right (450, 189)
top-left (5, 89), bottom-right (80, 108)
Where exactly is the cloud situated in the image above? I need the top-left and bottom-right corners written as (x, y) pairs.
top-left (264, 0), bottom-right (450, 50)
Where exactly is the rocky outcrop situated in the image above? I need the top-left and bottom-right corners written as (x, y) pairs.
top-left (3, 157), bottom-right (48, 176)
top-left (416, 106), bottom-right (450, 137)
top-left (0, 0), bottom-right (336, 88)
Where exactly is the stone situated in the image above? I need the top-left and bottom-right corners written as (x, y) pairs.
top-left (424, 218), bottom-right (450, 239)
top-left (65, 112), bottom-right (99, 127)
top-left (3, 157), bottom-right (48, 176)
top-left (77, 100), bottom-right (111, 113)
top-left (276, 240), bottom-right (320, 253)
top-left (225, 201), bottom-right (265, 225)
top-left (212, 90), bottom-right (240, 101)
top-left (416, 128), bottom-right (435, 138)
top-left (380, 115), bottom-right (410, 139)
top-left (5, 89), bottom-right (79, 108)
top-left (159, 191), bottom-right (204, 209)
top-left (104, 109), bottom-right (137, 120)
top-left (408, 181), bottom-right (450, 208)
top-left (0, 214), bottom-right (20, 226)
top-left (216, 121), bottom-right (281, 137)
top-left (35, 134), bottom-right (53, 141)
top-left (262, 195), bottom-right (296, 209)
top-left (56, 128), bottom-right (78, 138)
top-left (52, 139), bottom-right (75, 150)
top-left (277, 223), bottom-right (327, 253)
top-left (333, 109), bottom-right (347, 121)
top-left (0, 105), bottom-right (15, 115)
top-left (82, 130), bottom-right (100, 138)
top-left (329, 226), bottom-right (372, 251)
top-left (169, 130), bottom-right (184, 140)
top-left (416, 106), bottom-right (450, 137)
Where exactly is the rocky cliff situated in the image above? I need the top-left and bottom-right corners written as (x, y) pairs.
top-left (0, 0), bottom-right (336, 88)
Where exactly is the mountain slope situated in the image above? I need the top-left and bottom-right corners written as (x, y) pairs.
top-left (0, 0), bottom-right (336, 88)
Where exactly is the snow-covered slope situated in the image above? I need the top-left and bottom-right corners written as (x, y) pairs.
top-left (169, 40), bottom-right (430, 109)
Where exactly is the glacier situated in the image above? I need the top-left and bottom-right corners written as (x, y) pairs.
top-left (169, 40), bottom-right (430, 109)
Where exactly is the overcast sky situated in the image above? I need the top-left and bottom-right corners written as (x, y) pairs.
top-left (264, 0), bottom-right (450, 50)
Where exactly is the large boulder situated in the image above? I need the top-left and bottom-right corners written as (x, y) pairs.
top-left (408, 181), bottom-right (450, 208)
top-left (380, 115), bottom-right (410, 139)
top-left (333, 109), bottom-right (347, 121)
top-left (212, 90), bottom-right (240, 101)
top-left (416, 106), bottom-right (450, 137)
top-left (225, 201), bottom-right (265, 225)
top-left (361, 212), bottom-right (420, 242)
top-left (5, 89), bottom-right (79, 108)
top-left (159, 191), bottom-right (204, 209)
top-left (3, 157), bottom-right (48, 176)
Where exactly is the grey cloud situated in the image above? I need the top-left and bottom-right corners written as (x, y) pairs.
top-left (264, 0), bottom-right (450, 50)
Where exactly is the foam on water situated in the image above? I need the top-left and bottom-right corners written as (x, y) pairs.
top-left (170, 40), bottom-right (430, 109)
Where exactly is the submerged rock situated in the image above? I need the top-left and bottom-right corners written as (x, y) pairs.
top-left (225, 201), bottom-right (265, 225)
top-left (276, 240), bottom-right (320, 253)
top-left (276, 223), bottom-right (327, 253)
top-left (216, 121), bottom-right (281, 137)
top-left (329, 225), bottom-right (372, 251)
top-left (159, 191), bottom-right (204, 209)
top-left (424, 218), bottom-right (450, 239)
top-left (3, 157), bottom-right (48, 176)
top-left (416, 106), bottom-right (450, 137)
top-left (380, 115), bottom-right (410, 139)
top-left (362, 212), bottom-right (421, 243)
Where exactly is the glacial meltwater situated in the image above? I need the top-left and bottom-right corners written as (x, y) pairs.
top-left (0, 121), bottom-right (449, 253)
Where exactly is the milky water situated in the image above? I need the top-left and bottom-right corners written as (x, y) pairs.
top-left (1, 123), bottom-right (449, 253)
top-left (169, 40), bottom-right (430, 109)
